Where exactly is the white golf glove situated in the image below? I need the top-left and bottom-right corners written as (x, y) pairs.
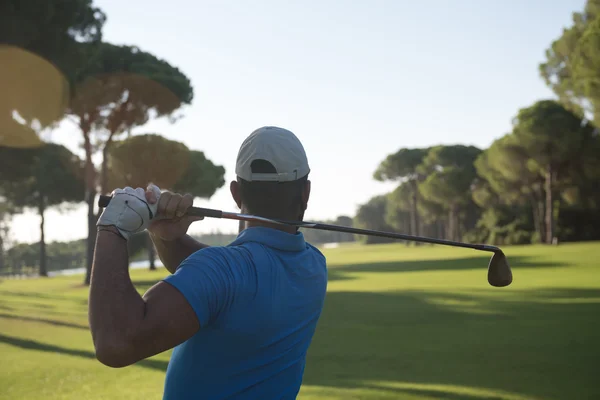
top-left (97, 184), bottom-right (162, 240)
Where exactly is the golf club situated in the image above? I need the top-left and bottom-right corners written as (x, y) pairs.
top-left (98, 195), bottom-right (513, 287)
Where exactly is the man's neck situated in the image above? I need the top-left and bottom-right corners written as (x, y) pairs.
top-left (245, 220), bottom-right (297, 235)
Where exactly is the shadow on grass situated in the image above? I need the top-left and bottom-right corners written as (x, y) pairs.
top-left (0, 291), bottom-right (90, 311)
top-left (7, 301), bottom-right (57, 310)
top-left (0, 333), bottom-right (168, 372)
top-left (326, 255), bottom-right (566, 282)
top-left (302, 288), bottom-right (600, 400)
top-left (0, 291), bottom-right (87, 305)
top-left (0, 291), bottom-right (67, 300)
top-left (360, 384), bottom-right (508, 400)
top-left (0, 313), bottom-right (88, 330)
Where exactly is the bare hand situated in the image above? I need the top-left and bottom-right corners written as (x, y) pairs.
top-left (145, 185), bottom-right (203, 241)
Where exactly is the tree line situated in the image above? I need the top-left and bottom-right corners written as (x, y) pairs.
top-left (1, 0), bottom-right (599, 278)
top-left (357, 101), bottom-right (599, 246)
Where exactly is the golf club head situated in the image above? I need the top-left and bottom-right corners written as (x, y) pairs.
top-left (487, 251), bottom-right (513, 287)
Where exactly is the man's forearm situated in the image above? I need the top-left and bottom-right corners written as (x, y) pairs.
top-left (89, 227), bottom-right (145, 366)
top-left (150, 233), bottom-right (209, 274)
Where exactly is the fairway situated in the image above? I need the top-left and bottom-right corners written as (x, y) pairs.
top-left (1, 241), bottom-right (599, 400)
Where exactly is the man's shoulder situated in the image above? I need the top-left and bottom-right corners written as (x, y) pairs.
top-left (187, 245), bottom-right (250, 264)
top-left (174, 246), bottom-right (254, 283)
top-left (305, 242), bottom-right (326, 262)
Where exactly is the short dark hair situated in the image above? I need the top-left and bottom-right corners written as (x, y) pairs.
top-left (238, 159), bottom-right (308, 219)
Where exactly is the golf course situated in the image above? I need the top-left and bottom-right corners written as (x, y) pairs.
top-left (1, 240), bottom-right (598, 400)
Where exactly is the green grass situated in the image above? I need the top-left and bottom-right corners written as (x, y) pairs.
top-left (1, 241), bottom-right (599, 400)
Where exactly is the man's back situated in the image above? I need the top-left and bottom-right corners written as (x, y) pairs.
top-left (162, 227), bottom-right (328, 399)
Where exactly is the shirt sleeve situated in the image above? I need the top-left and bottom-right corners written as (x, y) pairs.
top-left (162, 248), bottom-right (238, 328)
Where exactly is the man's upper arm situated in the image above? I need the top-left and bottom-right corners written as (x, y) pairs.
top-left (131, 280), bottom-right (200, 361)
top-left (130, 248), bottom-right (238, 362)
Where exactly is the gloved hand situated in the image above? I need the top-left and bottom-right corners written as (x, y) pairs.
top-left (97, 184), bottom-right (162, 240)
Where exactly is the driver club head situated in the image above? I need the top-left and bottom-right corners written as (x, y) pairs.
top-left (487, 251), bottom-right (513, 287)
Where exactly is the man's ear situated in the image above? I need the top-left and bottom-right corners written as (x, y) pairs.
top-left (301, 180), bottom-right (311, 211)
top-left (230, 180), bottom-right (242, 209)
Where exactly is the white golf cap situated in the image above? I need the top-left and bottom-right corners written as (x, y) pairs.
top-left (235, 126), bottom-right (310, 182)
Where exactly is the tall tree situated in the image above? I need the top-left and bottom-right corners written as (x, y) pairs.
top-left (385, 182), bottom-right (412, 234)
top-left (570, 14), bottom-right (600, 126)
top-left (417, 145), bottom-right (482, 241)
top-left (0, 144), bottom-right (84, 276)
top-left (511, 100), bottom-right (593, 243)
top-left (474, 134), bottom-right (546, 242)
top-left (562, 128), bottom-right (600, 210)
top-left (374, 148), bottom-right (428, 238)
top-left (470, 173), bottom-right (535, 245)
top-left (417, 196), bottom-right (447, 239)
top-left (67, 43), bottom-right (194, 284)
top-left (107, 134), bottom-right (191, 190)
top-left (108, 135), bottom-right (225, 269)
top-left (172, 150), bottom-right (226, 198)
top-left (0, 147), bottom-right (31, 274)
top-left (0, 193), bottom-right (18, 274)
top-left (539, 0), bottom-right (600, 125)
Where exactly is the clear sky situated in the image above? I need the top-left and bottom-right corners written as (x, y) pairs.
top-left (9, 0), bottom-right (585, 244)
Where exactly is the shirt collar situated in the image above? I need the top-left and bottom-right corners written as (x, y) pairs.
top-left (228, 226), bottom-right (307, 252)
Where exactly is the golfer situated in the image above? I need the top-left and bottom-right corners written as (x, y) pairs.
top-left (89, 126), bottom-right (328, 399)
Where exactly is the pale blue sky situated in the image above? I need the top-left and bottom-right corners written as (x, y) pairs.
top-left (10, 0), bottom-right (584, 243)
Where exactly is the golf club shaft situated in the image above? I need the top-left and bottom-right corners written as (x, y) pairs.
top-left (98, 195), bottom-right (500, 254)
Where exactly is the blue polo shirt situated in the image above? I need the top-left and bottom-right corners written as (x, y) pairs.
top-left (161, 226), bottom-right (327, 400)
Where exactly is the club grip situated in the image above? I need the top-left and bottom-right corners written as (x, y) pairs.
top-left (97, 195), bottom-right (223, 219)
